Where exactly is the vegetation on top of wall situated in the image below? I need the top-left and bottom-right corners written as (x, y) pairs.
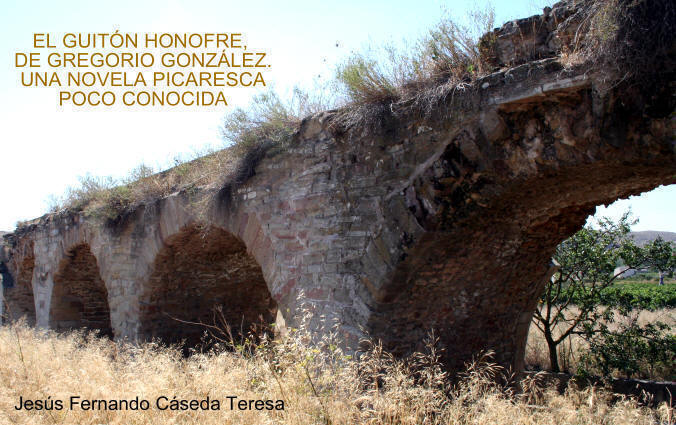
top-left (335, 6), bottom-right (495, 106)
top-left (38, 87), bottom-right (332, 226)
top-left (28, 0), bottom-right (673, 228)
top-left (44, 148), bottom-right (239, 224)
top-left (332, 0), bottom-right (676, 131)
top-left (221, 87), bottom-right (333, 158)
top-left (576, 0), bottom-right (675, 88)
top-left (331, 5), bottom-right (496, 132)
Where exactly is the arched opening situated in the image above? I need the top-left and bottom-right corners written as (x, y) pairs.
top-left (2, 256), bottom-right (36, 325)
top-left (139, 225), bottom-right (277, 349)
top-left (524, 185), bottom-right (676, 376)
top-left (370, 166), bottom-right (674, 373)
top-left (363, 83), bottom-right (675, 373)
top-left (50, 244), bottom-right (112, 337)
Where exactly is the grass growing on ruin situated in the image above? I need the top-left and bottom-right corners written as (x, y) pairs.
top-left (33, 0), bottom-right (673, 227)
top-left (329, 4), bottom-right (500, 132)
top-left (221, 87), bottom-right (331, 155)
top-left (0, 320), bottom-right (672, 425)
top-left (40, 88), bottom-right (330, 225)
top-left (335, 5), bottom-right (495, 106)
top-left (43, 148), bottom-right (239, 223)
top-left (36, 4), bottom-right (502, 225)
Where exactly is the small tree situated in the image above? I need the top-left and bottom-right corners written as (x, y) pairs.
top-left (579, 311), bottom-right (675, 379)
top-left (531, 214), bottom-right (644, 373)
top-left (643, 236), bottom-right (675, 285)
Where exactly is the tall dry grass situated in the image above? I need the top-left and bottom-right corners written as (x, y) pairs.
top-left (0, 320), bottom-right (671, 425)
top-left (334, 5), bottom-right (496, 107)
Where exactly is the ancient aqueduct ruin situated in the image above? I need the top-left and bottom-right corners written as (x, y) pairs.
top-left (1, 0), bottom-right (674, 372)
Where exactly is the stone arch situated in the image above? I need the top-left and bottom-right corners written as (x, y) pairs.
top-left (361, 83), bottom-right (675, 373)
top-left (50, 244), bottom-right (113, 337)
top-left (139, 224), bottom-right (277, 348)
top-left (2, 255), bottom-right (36, 325)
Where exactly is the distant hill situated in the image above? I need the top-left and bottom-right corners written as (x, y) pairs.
top-left (628, 231), bottom-right (676, 246)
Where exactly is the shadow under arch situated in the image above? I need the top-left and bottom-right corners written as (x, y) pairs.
top-left (50, 244), bottom-right (113, 338)
top-left (139, 224), bottom-right (277, 349)
top-left (364, 80), bottom-right (676, 373)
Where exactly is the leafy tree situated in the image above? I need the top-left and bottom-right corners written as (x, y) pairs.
top-left (643, 236), bottom-right (675, 286)
top-left (531, 214), bottom-right (645, 373)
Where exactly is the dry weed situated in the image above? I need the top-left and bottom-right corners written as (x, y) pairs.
top-left (0, 320), bottom-right (670, 425)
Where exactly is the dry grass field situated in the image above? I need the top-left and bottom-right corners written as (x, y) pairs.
top-left (0, 320), bottom-right (672, 425)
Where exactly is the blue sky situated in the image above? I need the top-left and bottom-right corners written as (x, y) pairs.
top-left (1, 0), bottom-right (673, 232)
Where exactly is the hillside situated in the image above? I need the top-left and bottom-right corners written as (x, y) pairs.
top-left (629, 231), bottom-right (676, 246)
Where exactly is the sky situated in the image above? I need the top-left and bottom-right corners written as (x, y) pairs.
top-left (1, 0), bottom-right (673, 232)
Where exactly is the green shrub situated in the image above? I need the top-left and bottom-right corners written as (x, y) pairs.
top-left (91, 186), bottom-right (134, 221)
top-left (221, 87), bottom-right (329, 153)
top-left (579, 317), bottom-right (676, 380)
top-left (49, 174), bottom-right (117, 212)
top-left (124, 163), bottom-right (155, 183)
top-left (336, 54), bottom-right (397, 104)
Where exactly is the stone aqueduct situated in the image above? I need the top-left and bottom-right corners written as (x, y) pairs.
top-left (1, 0), bottom-right (674, 372)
